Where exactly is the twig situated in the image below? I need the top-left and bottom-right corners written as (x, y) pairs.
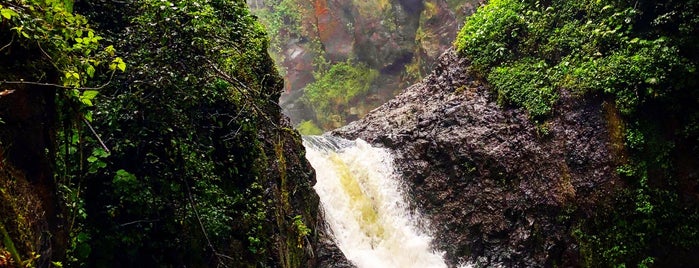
top-left (0, 36), bottom-right (13, 53)
top-left (82, 117), bottom-right (110, 153)
top-left (1, 69), bottom-right (115, 90)
top-left (119, 219), bottom-right (159, 227)
top-left (204, 58), bottom-right (248, 89)
top-left (37, 40), bottom-right (53, 61)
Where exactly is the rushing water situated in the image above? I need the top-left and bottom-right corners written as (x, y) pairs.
top-left (303, 135), bottom-right (447, 268)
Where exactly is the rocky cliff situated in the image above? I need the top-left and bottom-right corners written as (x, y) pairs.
top-left (334, 49), bottom-right (629, 266)
top-left (249, 0), bottom-right (483, 130)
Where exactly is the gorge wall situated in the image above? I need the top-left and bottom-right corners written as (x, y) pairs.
top-left (335, 49), bottom-right (699, 266)
top-left (249, 0), bottom-right (483, 130)
top-left (0, 1), bottom-right (344, 267)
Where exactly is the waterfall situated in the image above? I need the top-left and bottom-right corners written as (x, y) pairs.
top-left (303, 135), bottom-right (447, 268)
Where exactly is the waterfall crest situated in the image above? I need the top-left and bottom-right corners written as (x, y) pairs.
top-left (303, 135), bottom-right (447, 268)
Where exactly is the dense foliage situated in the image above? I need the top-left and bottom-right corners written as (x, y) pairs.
top-left (1, 0), bottom-right (318, 267)
top-left (303, 61), bottom-right (379, 129)
top-left (0, 1), bottom-right (122, 266)
top-left (456, 0), bottom-right (699, 266)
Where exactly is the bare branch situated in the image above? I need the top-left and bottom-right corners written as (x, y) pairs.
top-left (83, 117), bottom-right (110, 153)
top-left (0, 69), bottom-right (116, 90)
top-left (204, 58), bottom-right (250, 91)
top-left (0, 35), bottom-right (13, 53)
top-left (37, 40), bottom-right (53, 61)
top-left (119, 219), bottom-right (159, 227)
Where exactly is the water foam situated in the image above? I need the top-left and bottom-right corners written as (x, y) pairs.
top-left (304, 135), bottom-right (447, 268)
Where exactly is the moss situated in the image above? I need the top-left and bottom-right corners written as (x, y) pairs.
top-left (295, 120), bottom-right (323, 136)
top-left (303, 60), bottom-right (379, 129)
top-left (603, 101), bottom-right (628, 166)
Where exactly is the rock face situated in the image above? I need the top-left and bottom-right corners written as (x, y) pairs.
top-left (334, 49), bottom-right (624, 266)
top-left (250, 0), bottom-right (483, 127)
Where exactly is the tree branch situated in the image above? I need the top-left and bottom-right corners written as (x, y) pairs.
top-left (0, 69), bottom-right (116, 90)
top-left (0, 35), bottom-right (13, 53)
top-left (83, 117), bottom-right (110, 153)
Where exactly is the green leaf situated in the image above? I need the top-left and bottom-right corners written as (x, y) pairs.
top-left (81, 98), bottom-right (93, 106)
top-left (1, 8), bottom-right (17, 19)
top-left (82, 90), bottom-right (98, 99)
top-left (86, 64), bottom-right (95, 77)
top-left (111, 57), bottom-right (126, 72)
top-left (80, 90), bottom-right (99, 107)
top-left (84, 111), bottom-right (93, 122)
top-left (87, 156), bottom-right (98, 163)
top-left (105, 45), bottom-right (116, 56)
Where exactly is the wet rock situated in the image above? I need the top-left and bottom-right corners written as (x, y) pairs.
top-left (333, 49), bottom-right (623, 267)
top-left (253, 0), bottom-right (483, 125)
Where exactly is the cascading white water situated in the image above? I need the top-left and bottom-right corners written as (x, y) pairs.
top-left (303, 135), bottom-right (447, 268)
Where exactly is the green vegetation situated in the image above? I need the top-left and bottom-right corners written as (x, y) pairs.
top-left (456, 0), bottom-right (699, 265)
top-left (253, 0), bottom-right (304, 58)
top-left (1, 0), bottom-right (317, 267)
top-left (296, 120), bottom-right (324, 135)
top-left (455, 0), bottom-right (694, 118)
top-left (304, 61), bottom-right (379, 128)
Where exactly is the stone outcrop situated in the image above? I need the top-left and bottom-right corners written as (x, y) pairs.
top-left (334, 49), bottom-right (624, 266)
top-left (251, 0), bottom-right (483, 126)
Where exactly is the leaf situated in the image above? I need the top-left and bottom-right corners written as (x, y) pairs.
top-left (86, 64), bottom-right (95, 77)
top-left (80, 90), bottom-right (98, 106)
top-left (111, 57), bottom-right (126, 72)
top-left (81, 98), bottom-right (93, 106)
top-left (105, 45), bottom-right (115, 56)
top-left (84, 111), bottom-right (93, 122)
top-left (1, 8), bottom-right (17, 19)
top-left (87, 156), bottom-right (98, 163)
top-left (82, 90), bottom-right (99, 100)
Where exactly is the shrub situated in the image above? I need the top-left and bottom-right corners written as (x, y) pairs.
top-left (303, 61), bottom-right (379, 128)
